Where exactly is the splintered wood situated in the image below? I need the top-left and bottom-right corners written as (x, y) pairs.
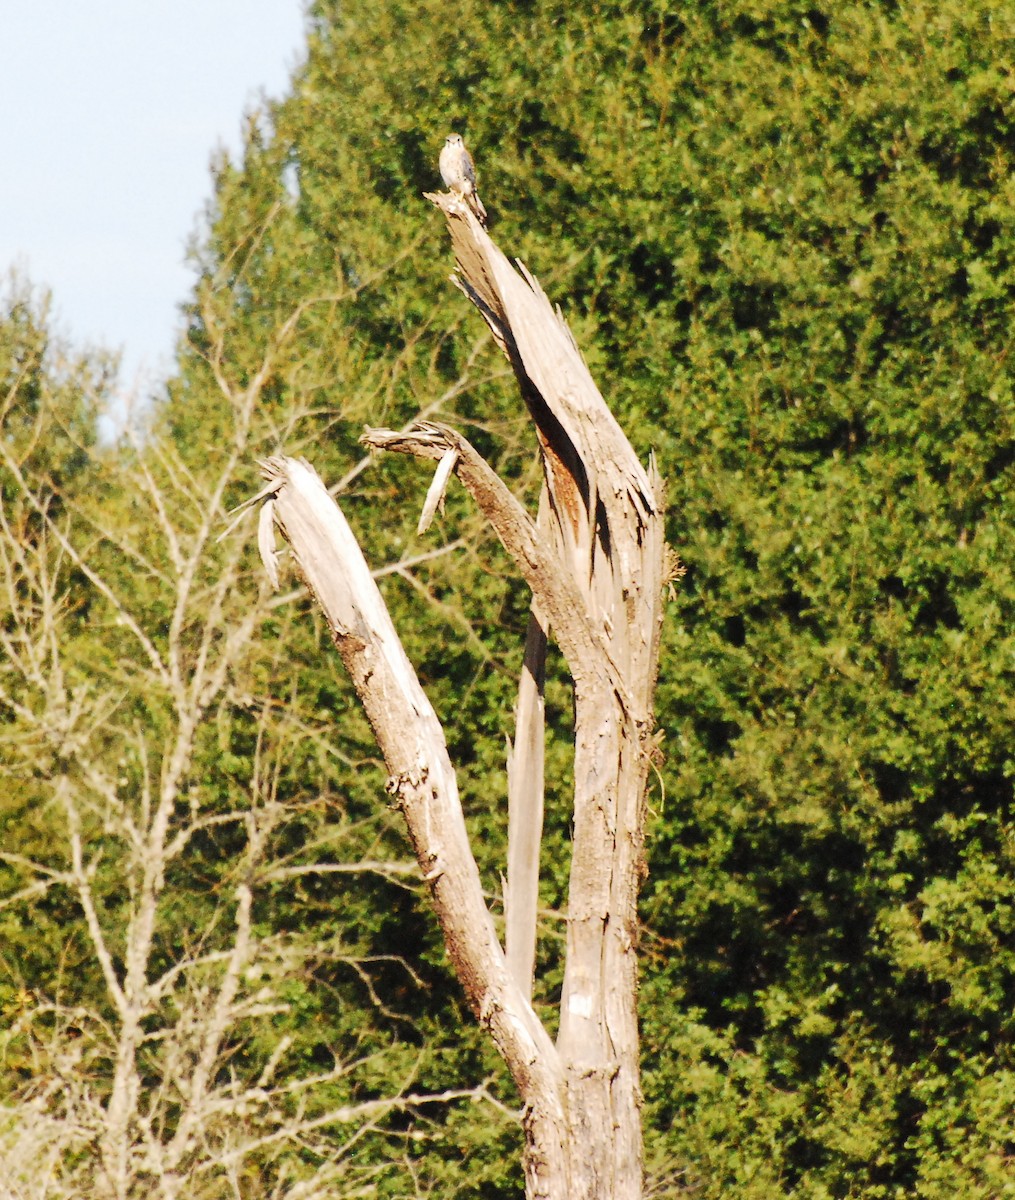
top-left (255, 190), bottom-right (665, 1200)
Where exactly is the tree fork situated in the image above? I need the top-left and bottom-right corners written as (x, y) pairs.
top-left (251, 191), bottom-right (666, 1199)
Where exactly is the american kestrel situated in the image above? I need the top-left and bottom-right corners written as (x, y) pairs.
top-left (439, 133), bottom-right (487, 226)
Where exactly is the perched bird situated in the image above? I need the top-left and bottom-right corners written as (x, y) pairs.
top-left (439, 133), bottom-right (487, 225)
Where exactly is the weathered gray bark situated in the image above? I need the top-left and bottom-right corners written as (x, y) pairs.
top-left (253, 456), bottom-right (570, 1197)
top-left (505, 597), bottom-right (547, 1000)
top-left (252, 191), bottom-right (666, 1199)
top-left (505, 485), bottom-right (552, 1001)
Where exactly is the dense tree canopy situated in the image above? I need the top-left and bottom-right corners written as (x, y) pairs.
top-left (2, 0), bottom-right (1013, 1196)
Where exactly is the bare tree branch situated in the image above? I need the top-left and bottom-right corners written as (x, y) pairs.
top-left (254, 456), bottom-right (570, 1196)
top-left (255, 190), bottom-right (668, 1199)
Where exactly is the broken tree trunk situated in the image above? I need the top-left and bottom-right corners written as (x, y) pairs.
top-left (252, 192), bottom-right (666, 1200)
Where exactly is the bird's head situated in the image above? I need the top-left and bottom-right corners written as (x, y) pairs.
top-left (445, 133), bottom-right (464, 148)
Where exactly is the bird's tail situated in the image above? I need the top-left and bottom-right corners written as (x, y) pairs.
top-left (468, 189), bottom-right (488, 227)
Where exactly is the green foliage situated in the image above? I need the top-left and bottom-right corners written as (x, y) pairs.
top-left (239, 0), bottom-right (1012, 1190)
top-left (0, 275), bottom-right (106, 508)
top-left (0, 279), bottom-right (112, 1010)
top-left (4, 0), bottom-right (1015, 1193)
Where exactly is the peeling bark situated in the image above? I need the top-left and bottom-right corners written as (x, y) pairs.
top-left (505, 594), bottom-right (547, 1000)
top-left (252, 191), bottom-right (666, 1199)
top-left (254, 457), bottom-right (570, 1198)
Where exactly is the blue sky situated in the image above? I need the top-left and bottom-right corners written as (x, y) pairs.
top-left (0, 2), bottom-right (306, 400)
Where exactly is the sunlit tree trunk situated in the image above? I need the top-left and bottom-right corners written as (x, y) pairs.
top-left (255, 193), bottom-right (666, 1199)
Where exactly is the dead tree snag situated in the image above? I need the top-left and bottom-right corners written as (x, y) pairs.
top-left (252, 193), bottom-right (666, 1200)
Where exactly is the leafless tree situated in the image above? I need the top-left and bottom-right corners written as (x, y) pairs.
top-left (252, 193), bottom-right (668, 1199)
top-left (0, 285), bottom-right (499, 1200)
